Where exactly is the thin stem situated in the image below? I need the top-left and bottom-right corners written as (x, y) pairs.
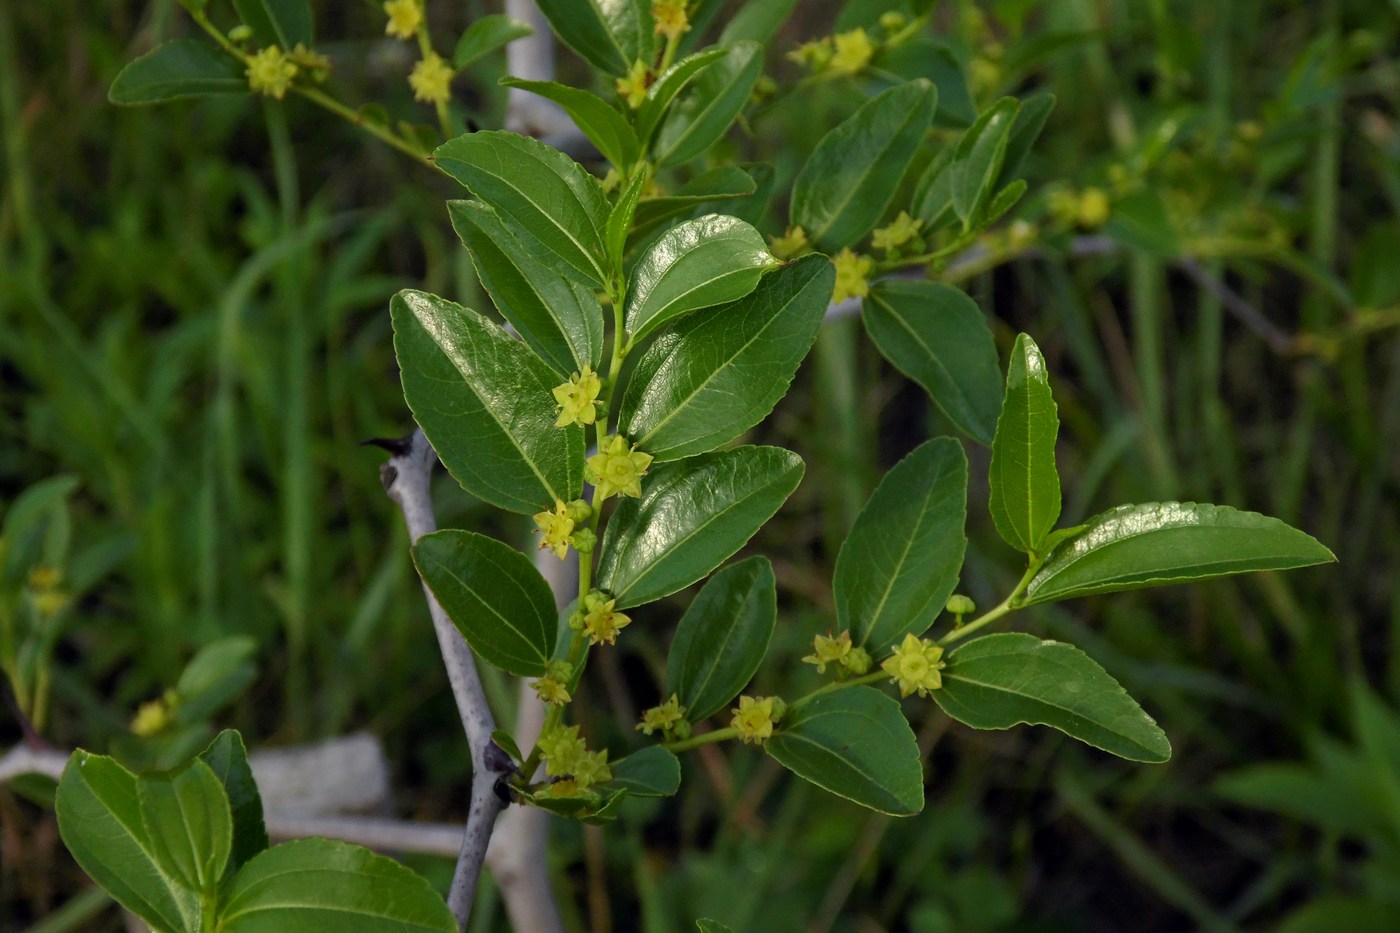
top-left (294, 86), bottom-right (433, 163)
top-left (788, 670), bottom-right (887, 711)
top-left (663, 727), bottom-right (740, 753)
top-left (938, 561), bottom-right (1040, 648)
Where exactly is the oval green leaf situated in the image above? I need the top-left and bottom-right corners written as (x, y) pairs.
top-left (863, 280), bottom-right (1002, 445)
top-left (607, 171), bottom-right (648, 269)
top-left (109, 41), bottom-right (246, 106)
top-left (835, 438), bottom-right (968, 652)
top-left (620, 255), bottom-right (833, 461)
top-left (666, 556), bottom-right (776, 722)
top-left (636, 48), bottom-right (727, 148)
top-left (434, 131), bottom-right (609, 287)
top-left (449, 200), bottom-right (603, 377)
top-left (653, 41), bottom-right (763, 167)
top-left (199, 731), bottom-right (268, 876)
top-left (392, 289), bottom-right (583, 514)
top-left (934, 633), bottom-right (1172, 762)
top-left (138, 760), bottom-right (232, 896)
top-left (950, 97), bottom-right (1019, 228)
top-left (767, 688), bottom-right (924, 816)
top-left (597, 446), bottom-right (804, 608)
top-left (997, 92), bottom-right (1056, 187)
top-left (606, 746), bottom-right (681, 797)
top-left (1021, 501), bottom-right (1338, 606)
top-left (232, 0), bottom-right (313, 49)
top-left (454, 14), bottom-right (533, 69)
top-left (791, 80), bottom-right (937, 252)
top-left (629, 165), bottom-right (758, 242)
top-left (499, 78), bottom-right (639, 168)
top-left (57, 751), bottom-right (201, 933)
top-left (624, 214), bottom-right (776, 344)
top-left (989, 333), bottom-right (1061, 554)
top-left (217, 838), bottom-right (456, 932)
top-left (533, 0), bottom-right (653, 76)
top-left (412, 529), bottom-right (558, 677)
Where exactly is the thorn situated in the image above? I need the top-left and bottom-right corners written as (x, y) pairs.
top-left (362, 434), bottom-right (415, 457)
top-left (379, 463), bottom-right (398, 492)
top-left (484, 738), bottom-right (519, 775)
top-left (466, 117), bottom-right (481, 133)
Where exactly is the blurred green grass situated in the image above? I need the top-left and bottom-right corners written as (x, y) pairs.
top-left (3, 0), bottom-right (1399, 930)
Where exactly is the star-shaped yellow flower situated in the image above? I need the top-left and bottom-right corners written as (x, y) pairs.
top-left (637, 694), bottom-right (687, 736)
top-left (616, 60), bottom-right (651, 109)
top-left (732, 695), bottom-right (782, 745)
top-left (881, 633), bottom-right (946, 698)
top-left (829, 28), bottom-right (875, 76)
top-left (552, 365), bottom-right (602, 428)
top-left (532, 499), bottom-right (575, 559)
top-left (409, 52), bottom-right (453, 105)
top-left (585, 435), bottom-right (653, 501)
top-left (246, 46), bottom-right (298, 100)
top-left (872, 211), bottom-right (924, 252)
top-left (770, 225), bottom-right (809, 259)
top-left (652, 1), bottom-right (690, 41)
top-left (383, 0), bottom-right (422, 40)
top-left (831, 249), bottom-right (874, 303)
top-left (582, 591), bottom-right (632, 646)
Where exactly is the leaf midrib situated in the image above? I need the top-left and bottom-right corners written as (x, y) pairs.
top-left (807, 101), bottom-right (924, 244)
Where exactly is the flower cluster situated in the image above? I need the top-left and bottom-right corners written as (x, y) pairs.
top-left (872, 211), bottom-right (925, 255)
top-left (383, 0), bottom-right (423, 40)
top-left (616, 60), bottom-right (651, 109)
top-left (802, 631), bottom-right (872, 677)
top-left (731, 695), bottom-right (785, 745)
top-left (245, 46), bottom-right (298, 99)
top-left (831, 249), bottom-right (874, 303)
top-left (537, 725), bottom-right (611, 789)
top-left (573, 591), bottom-right (632, 646)
top-left (881, 634), bottom-right (946, 698)
top-left (531, 659), bottom-right (574, 707)
top-left (532, 498), bottom-right (592, 559)
top-left (787, 28), bottom-right (875, 77)
top-left (585, 435), bottom-right (653, 501)
top-left (637, 694), bottom-right (689, 740)
top-left (652, 0), bottom-right (690, 42)
top-left (409, 53), bottom-right (453, 105)
top-left (552, 365), bottom-right (603, 427)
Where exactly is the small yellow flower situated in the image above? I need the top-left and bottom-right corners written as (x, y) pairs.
top-left (533, 499), bottom-right (575, 559)
top-left (538, 724), bottom-right (587, 778)
top-left (803, 631), bottom-right (853, 674)
top-left (383, 0), bottom-right (423, 40)
top-left (872, 211), bottom-right (924, 252)
top-left (769, 225), bottom-right (809, 259)
top-left (409, 52), bottom-right (453, 105)
top-left (881, 633), bottom-right (946, 698)
top-left (831, 249), bottom-right (874, 303)
top-left (552, 365), bottom-right (603, 428)
top-left (637, 695), bottom-right (687, 736)
top-left (1076, 187), bottom-right (1111, 229)
top-left (532, 660), bottom-right (574, 706)
top-left (731, 695), bottom-right (781, 745)
top-left (245, 46), bottom-right (298, 100)
top-left (829, 28), bottom-right (875, 76)
top-left (571, 749), bottom-right (612, 788)
top-left (945, 594), bottom-right (976, 617)
top-left (616, 59), bottom-right (651, 109)
top-left (27, 566), bottom-right (61, 589)
top-left (787, 38), bottom-right (832, 72)
top-left (585, 435), bottom-right (653, 501)
top-left (286, 43), bottom-right (331, 80)
top-left (581, 591), bottom-right (631, 646)
top-left (130, 690), bottom-right (179, 737)
top-left (652, 0), bottom-right (690, 42)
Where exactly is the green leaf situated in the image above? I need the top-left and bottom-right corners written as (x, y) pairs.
top-left (198, 731), bottom-right (267, 876)
top-left (620, 255), bottom-right (833, 461)
top-left (934, 633), bottom-right (1172, 762)
top-left (109, 41), bottom-right (246, 106)
top-left (173, 635), bottom-right (257, 725)
top-left (435, 131), bottom-right (609, 287)
top-left (835, 438), bottom-right (967, 652)
top-left (392, 289), bottom-right (584, 514)
top-left (533, 0), bottom-right (653, 76)
top-left (454, 14), bottom-right (533, 69)
top-left (232, 0), bottom-right (313, 49)
top-left (138, 760), bottom-right (232, 895)
top-left (597, 446), bottom-right (804, 608)
top-left (636, 48), bottom-right (727, 149)
top-left (767, 688), bottom-right (924, 816)
top-left (624, 214), bottom-right (776, 344)
top-left (653, 41), bottom-right (763, 167)
top-left (57, 751), bottom-right (201, 933)
top-left (863, 281), bottom-right (1002, 445)
top-left (630, 165), bottom-right (757, 240)
top-left (911, 147), bottom-right (956, 231)
top-left (984, 179), bottom-right (1027, 225)
top-left (697, 922), bottom-right (735, 933)
top-left (1021, 502), bottom-right (1337, 606)
top-left (997, 92), bottom-right (1056, 185)
top-left (500, 78), bottom-right (639, 169)
top-left (988, 333), bottom-right (1061, 554)
top-left (607, 746), bottom-right (681, 797)
top-left (217, 838), bottom-right (456, 932)
top-left (448, 200), bottom-right (603, 376)
top-left (873, 40), bottom-right (974, 128)
top-left (666, 556), bottom-right (776, 721)
top-left (412, 530), bottom-right (558, 677)
top-left (606, 171), bottom-right (648, 269)
top-left (791, 80), bottom-right (937, 252)
top-left (949, 98), bottom-right (1019, 228)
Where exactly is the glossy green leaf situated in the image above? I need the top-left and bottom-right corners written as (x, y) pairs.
top-left (109, 41), bottom-right (246, 106)
top-left (138, 760), bottom-right (232, 895)
top-left (620, 256), bottom-right (833, 460)
top-left (984, 179), bottom-right (1027, 225)
top-left (935, 633), bottom-right (1172, 762)
top-left (791, 80), bottom-right (936, 252)
top-left (607, 746), bottom-right (681, 797)
top-left (653, 41), bottom-right (763, 167)
top-left (997, 92), bottom-right (1056, 185)
top-left (435, 131), bottom-right (609, 287)
top-left (767, 688), bottom-right (923, 816)
top-left (199, 731), bottom-right (267, 876)
top-left (950, 98), bottom-right (1019, 227)
top-left (835, 439), bottom-right (967, 651)
top-left (454, 14), bottom-right (533, 69)
top-left (232, 0), bottom-right (312, 49)
top-left (607, 171), bottom-right (648, 269)
top-left (989, 333), bottom-right (1061, 554)
top-left (863, 281), bottom-right (1002, 445)
top-left (624, 214), bottom-right (776, 344)
top-left (217, 838), bottom-right (456, 932)
top-left (1021, 502), bottom-right (1337, 606)
top-left (666, 556), bottom-right (776, 721)
top-left (412, 529), bottom-right (558, 677)
top-left (174, 636), bottom-right (257, 725)
top-left (911, 147), bottom-right (956, 231)
top-left (533, 0), bottom-right (653, 76)
top-left (500, 78), bottom-right (639, 168)
top-left (57, 751), bottom-right (201, 933)
top-left (448, 200), bottom-right (602, 376)
top-left (597, 446), bottom-right (804, 608)
top-left (392, 289), bottom-right (583, 514)
top-left (636, 48), bottom-right (727, 149)
top-left (630, 165), bottom-right (757, 240)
